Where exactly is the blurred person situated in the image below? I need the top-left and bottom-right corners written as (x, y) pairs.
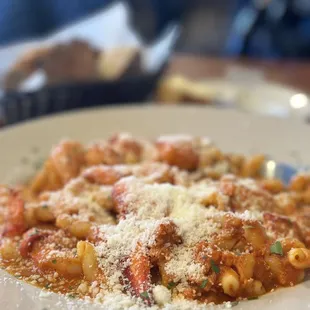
top-left (129, 0), bottom-right (310, 58)
top-left (225, 0), bottom-right (310, 58)
top-left (0, 0), bottom-right (109, 45)
top-left (0, 0), bottom-right (185, 46)
top-left (1, 0), bottom-right (309, 59)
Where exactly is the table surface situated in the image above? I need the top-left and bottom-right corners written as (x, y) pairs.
top-left (167, 55), bottom-right (310, 93)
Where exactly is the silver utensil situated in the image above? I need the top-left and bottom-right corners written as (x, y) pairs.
top-left (261, 159), bottom-right (308, 185)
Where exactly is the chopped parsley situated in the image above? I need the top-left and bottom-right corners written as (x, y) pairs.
top-left (30, 229), bottom-right (39, 236)
top-left (247, 296), bottom-right (259, 300)
top-left (200, 279), bottom-right (208, 289)
top-left (210, 259), bottom-right (220, 274)
top-left (45, 284), bottom-right (50, 289)
top-left (33, 158), bottom-right (45, 170)
top-left (67, 294), bottom-right (76, 299)
top-left (167, 281), bottom-right (176, 290)
top-left (41, 205), bottom-right (48, 209)
top-left (231, 301), bottom-right (239, 307)
top-left (51, 259), bottom-right (57, 264)
top-left (270, 241), bottom-right (283, 256)
top-left (140, 291), bottom-right (149, 299)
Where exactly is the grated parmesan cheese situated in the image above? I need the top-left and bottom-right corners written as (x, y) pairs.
top-left (164, 246), bottom-right (204, 283)
top-left (153, 285), bottom-right (171, 306)
top-left (157, 134), bottom-right (195, 144)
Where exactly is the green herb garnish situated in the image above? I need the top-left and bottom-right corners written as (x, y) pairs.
top-left (33, 158), bottom-right (45, 170)
top-left (41, 205), bottom-right (48, 209)
top-left (200, 279), bottom-right (208, 289)
top-left (45, 284), bottom-right (50, 289)
top-left (210, 259), bottom-right (220, 274)
top-left (270, 241), bottom-right (283, 256)
top-left (247, 296), bottom-right (258, 300)
top-left (52, 259), bottom-right (57, 264)
top-left (30, 229), bottom-right (39, 236)
top-left (68, 294), bottom-right (76, 299)
top-left (231, 301), bottom-right (239, 307)
top-left (235, 251), bottom-right (241, 256)
top-left (140, 291), bottom-right (149, 299)
top-left (167, 281), bottom-right (176, 290)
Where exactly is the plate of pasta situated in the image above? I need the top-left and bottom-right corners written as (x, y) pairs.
top-left (0, 105), bottom-right (309, 310)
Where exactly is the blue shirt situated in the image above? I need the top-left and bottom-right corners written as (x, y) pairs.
top-left (0, 0), bottom-right (109, 45)
top-left (0, 0), bottom-right (184, 46)
top-left (225, 0), bottom-right (310, 58)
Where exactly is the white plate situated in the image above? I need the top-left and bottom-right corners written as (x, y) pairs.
top-left (0, 105), bottom-right (309, 310)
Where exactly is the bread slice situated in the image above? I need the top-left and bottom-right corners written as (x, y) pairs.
top-left (97, 47), bottom-right (142, 81)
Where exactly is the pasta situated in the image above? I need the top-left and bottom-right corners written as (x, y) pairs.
top-left (288, 248), bottom-right (310, 269)
top-left (0, 133), bottom-right (309, 309)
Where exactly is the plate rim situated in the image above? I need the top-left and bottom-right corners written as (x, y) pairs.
top-left (1, 103), bottom-right (309, 135)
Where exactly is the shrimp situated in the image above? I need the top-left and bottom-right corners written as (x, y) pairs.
top-left (111, 178), bottom-right (131, 217)
top-left (30, 140), bottom-right (85, 195)
top-left (123, 222), bottom-right (180, 305)
top-left (50, 140), bottom-right (85, 184)
top-left (263, 212), bottom-right (303, 241)
top-left (123, 244), bottom-right (154, 306)
top-left (19, 228), bottom-right (48, 258)
top-left (83, 163), bottom-right (175, 186)
top-left (149, 221), bottom-right (182, 263)
top-left (2, 190), bottom-right (27, 237)
top-left (82, 165), bottom-right (131, 185)
top-left (85, 143), bottom-right (122, 166)
top-left (109, 133), bottom-right (143, 164)
top-left (20, 228), bottom-right (82, 278)
top-left (156, 136), bottom-right (199, 170)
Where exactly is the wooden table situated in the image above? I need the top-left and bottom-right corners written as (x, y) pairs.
top-left (167, 55), bottom-right (310, 93)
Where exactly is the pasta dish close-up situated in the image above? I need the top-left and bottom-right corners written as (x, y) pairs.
top-left (0, 132), bottom-right (309, 309)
